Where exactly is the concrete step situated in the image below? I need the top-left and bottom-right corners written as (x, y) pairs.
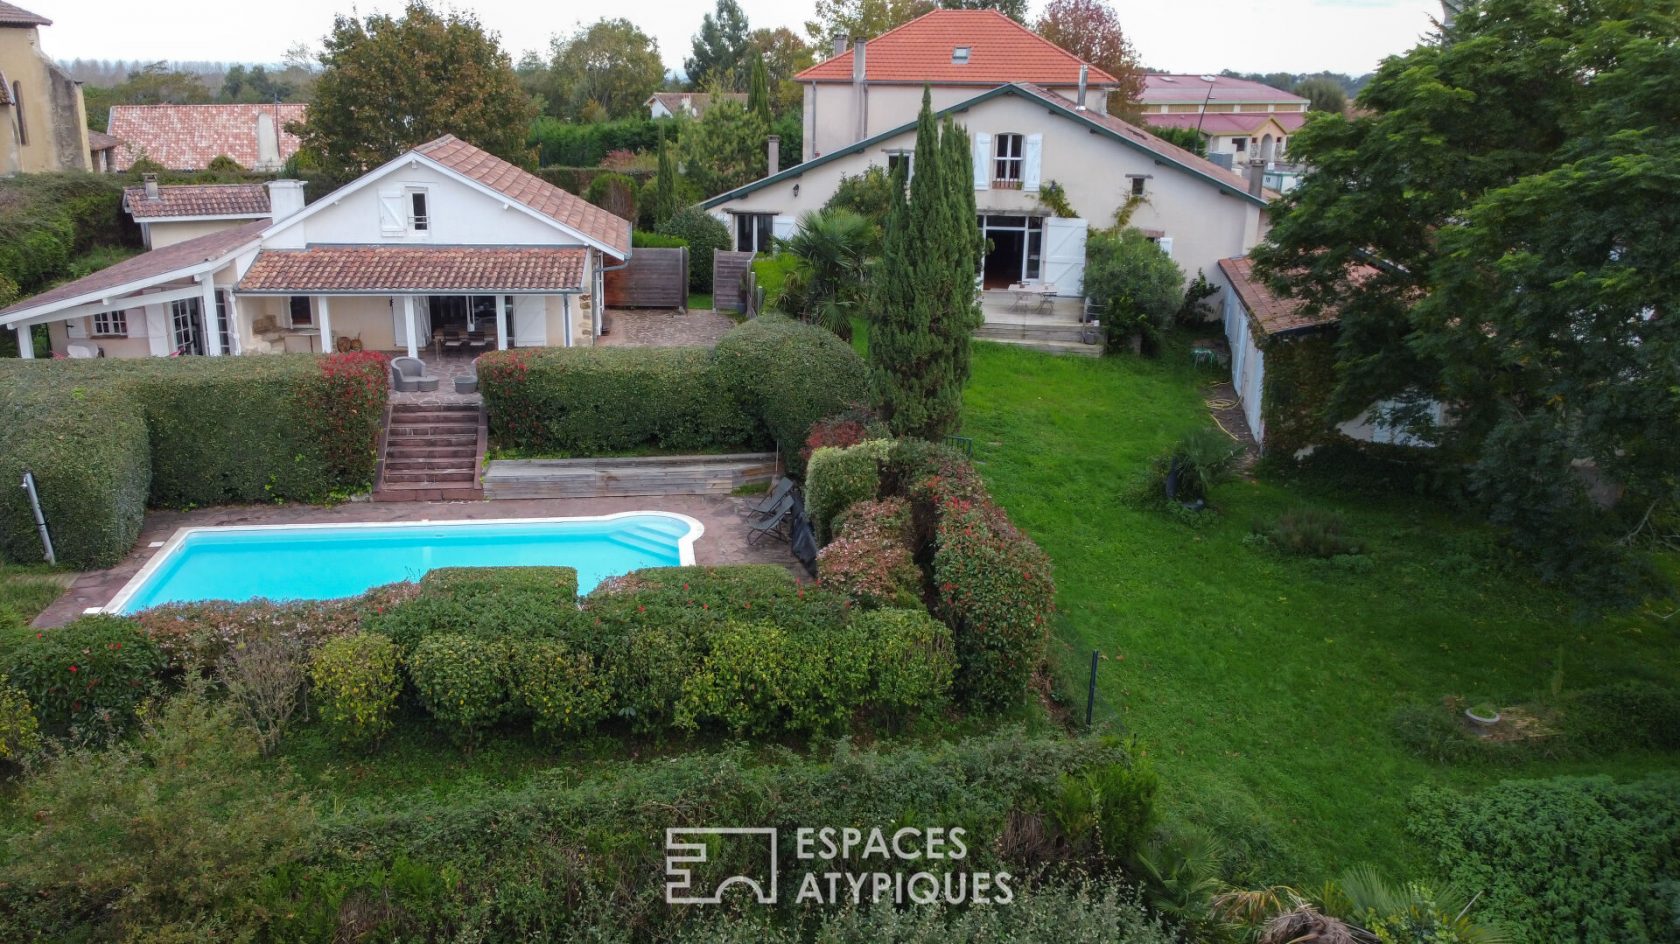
top-left (391, 407), bottom-right (482, 422)
top-left (388, 423), bottom-right (478, 437)
top-left (386, 445), bottom-right (478, 460)
top-left (978, 321), bottom-right (1094, 343)
top-left (978, 336), bottom-right (1104, 357)
top-left (383, 457), bottom-right (478, 472)
top-left (383, 468), bottom-right (476, 484)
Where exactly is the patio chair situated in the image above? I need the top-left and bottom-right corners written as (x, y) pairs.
top-left (747, 492), bottom-right (796, 545)
top-left (391, 356), bottom-right (440, 393)
top-left (748, 477), bottom-right (795, 515)
top-left (441, 327), bottom-right (467, 355)
top-left (466, 330), bottom-right (490, 353)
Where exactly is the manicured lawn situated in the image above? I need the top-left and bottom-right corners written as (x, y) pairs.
top-left (0, 564), bottom-right (67, 635)
top-left (687, 292), bottom-right (714, 312)
top-left (961, 339), bottom-right (1680, 880)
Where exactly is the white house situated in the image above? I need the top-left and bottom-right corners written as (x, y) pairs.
top-left (705, 82), bottom-right (1270, 296)
top-left (1139, 111), bottom-right (1303, 168)
top-left (123, 177), bottom-right (273, 249)
top-left (1, 134), bottom-right (631, 359)
top-left (796, 9), bottom-right (1117, 164)
top-left (645, 91), bottom-right (745, 120)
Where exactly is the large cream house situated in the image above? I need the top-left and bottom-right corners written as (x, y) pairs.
top-left (0, 1), bottom-right (91, 175)
top-left (1136, 74), bottom-right (1311, 169)
top-left (0, 135), bottom-right (631, 359)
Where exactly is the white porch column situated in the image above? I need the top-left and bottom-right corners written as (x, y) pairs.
top-left (494, 295), bottom-right (508, 351)
top-left (402, 295), bottom-right (418, 359)
top-left (15, 325), bottom-right (34, 359)
top-left (199, 277), bottom-right (222, 356)
top-left (318, 296), bottom-right (333, 354)
top-left (562, 294), bottom-right (573, 348)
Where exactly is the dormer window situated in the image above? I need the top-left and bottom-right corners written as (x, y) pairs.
top-left (409, 189), bottom-right (429, 231)
top-left (952, 46), bottom-right (971, 64)
top-left (380, 186), bottom-right (432, 237)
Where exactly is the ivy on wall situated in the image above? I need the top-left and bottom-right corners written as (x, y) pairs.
top-left (1259, 329), bottom-right (1338, 457)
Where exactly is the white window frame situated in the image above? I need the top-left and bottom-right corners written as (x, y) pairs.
top-left (407, 187), bottom-right (430, 232)
top-left (994, 133), bottom-right (1024, 183)
top-left (735, 212), bottom-right (775, 253)
top-left (885, 149), bottom-right (913, 182)
top-left (169, 298), bottom-right (201, 355)
top-left (288, 295), bottom-right (314, 328)
top-left (92, 310), bottom-right (127, 337)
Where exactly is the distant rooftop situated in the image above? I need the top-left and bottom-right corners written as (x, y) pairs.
top-left (798, 9), bottom-right (1117, 87)
top-left (1140, 74), bottom-right (1309, 106)
top-left (0, 1), bottom-right (51, 27)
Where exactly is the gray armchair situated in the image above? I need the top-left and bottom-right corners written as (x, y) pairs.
top-left (391, 356), bottom-right (440, 392)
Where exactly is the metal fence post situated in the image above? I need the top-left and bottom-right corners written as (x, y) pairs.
top-left (1085, 649), bottom-right (1099, 727)
top-left (20, 470), bottom-right (55, 565)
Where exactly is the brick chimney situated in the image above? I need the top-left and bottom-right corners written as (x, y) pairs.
top-left (767, 135), bottom-right (780, 176)
top-left (1248, 159), bottom-right (1266, 198)
top-left (142, 173), bottom-right (160, 201)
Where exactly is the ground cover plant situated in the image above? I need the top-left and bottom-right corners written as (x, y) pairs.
top-left (958, 339), bottom-right (1680, 888)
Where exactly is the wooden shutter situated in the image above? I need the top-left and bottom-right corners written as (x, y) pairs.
top-left (378, 190), bottom-right (407, 235)
top-left (972, 132), bottom-right (991, 191)
top-left (1022, 133), bottom-right (1043, 192)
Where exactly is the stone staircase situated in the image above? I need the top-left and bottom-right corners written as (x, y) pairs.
top-left (975, 320), bottom-right (1103, 357)
top-left (482, 453), bottom-right (776, 500)
top-left (373, 403), bottom-right (486, 502)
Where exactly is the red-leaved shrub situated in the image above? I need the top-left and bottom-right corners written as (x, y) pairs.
top-left (817, 498), bottom-right (923, 609)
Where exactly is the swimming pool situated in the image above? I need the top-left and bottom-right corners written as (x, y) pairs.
top-left (105, 512), bottom-right (703, 614)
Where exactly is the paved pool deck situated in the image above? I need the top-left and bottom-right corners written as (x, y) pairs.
top-left (32, 494), bottom-right (802, 628)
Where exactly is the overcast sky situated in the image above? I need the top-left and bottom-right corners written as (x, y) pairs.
top-left (40, 0), bottom-right (1444, 77)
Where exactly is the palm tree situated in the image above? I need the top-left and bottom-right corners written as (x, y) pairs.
top-left (1211, 866), bottom-right (1512, 944)
top-left (775, 209), bottom-right (878, 341)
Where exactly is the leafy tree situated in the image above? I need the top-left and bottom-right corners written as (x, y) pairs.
top-left (1143, 122), bottom-right (1206, 157)
top-left (301, 2), bottom-right (533, 176)
top-left (1084, 228), bottom-right (1183, 354)
top-left (938, 0), bottom-right (1029, 22)
top-left (778, 209), bottom-right (879, 339)
top-left (678, 95), bottom-right (769, 196)
top-left (825, 166), bottom-right (896, 229)
top-left (687, 0), bottom-right (752, 90)
top-left (1253, 0), bottom-right (1680, 600)
top-left (747, 27), bottom-right (815, 113)
top-left (542, 18), bottom-right (666, 121)
top-left (1293, 76), bottom-right (1347, 114)
top-left (746, 50), bottom-right (772, 121)
top-left (869, 89), bottom-right (980, 439)
top-left (81, 62), bottom-right (210, 130)
top-left (805, 0), bottom-right (935, 47)
top-left (1034, 0), bottom-right (1144, 116)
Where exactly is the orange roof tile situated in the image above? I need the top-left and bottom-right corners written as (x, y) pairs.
top-left (415, 135), bottom-right (631, 258)
top-left (0, 2), bottom-right (50, 26)
top-left (1218, 256), bottom-right (1380, 337)
top-left (797, 10), bottom-right (1117, 86)
top-left (106, 103), bottom-right (306, 171)
top-left (124, 183), bottom-right (270, 220)
top-left (237, 246), bottom-right (587, 294)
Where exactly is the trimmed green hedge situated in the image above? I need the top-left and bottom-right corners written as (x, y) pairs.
top-left (805, 440), bottom-right (890, 543)
top-left (477, 346), bottom-right (763, 454)
top-left (479, 317), bottom-right (868, 466)
top-left (0, 173), bottom-right (138, 296)
top-left (713, 315), bottom-right (871, 474)
top-left (0, 354), bottom-right (389, 569)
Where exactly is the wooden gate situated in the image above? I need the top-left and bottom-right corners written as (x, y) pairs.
top-left (603, 247), bottom-right (689, 310)
top-left (712, 250), bottom-right (756, 313)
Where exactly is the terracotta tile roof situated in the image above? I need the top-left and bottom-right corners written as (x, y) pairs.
top-left (237, 246), bottom-right (588, 294)
top-left (1218, 256), bottom-right (1380, 336)
top-left (1142, 111), bottom-right (1308, 136)
top-left (797, 10), bottom-right (1117, 86)
top-left (415, 134), bottom-right (631, 258)
top-left (0, 2), bottom-right (50, 26)
top-left (0, 220), bottom-right (268, 321)
top-left (1140, 74), bottom-right (1310, 107)
top-left (124, 183), bottom-right (271, 220)
top-left (106, 103), bottom-right (307, 171)
top-left (87, 129), bottom-right (120, 150)
top-left (646, 92), bottom-right (746, 116)
top-left (1014, 84), bottom-right (1269, 198)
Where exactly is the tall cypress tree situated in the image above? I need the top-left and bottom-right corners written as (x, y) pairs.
top-left (746, 51), bottom-right (772, 122)
top-left (869, 87), bottom-right (976, 440)
top-left (653, 126), bottom-right (678, 226)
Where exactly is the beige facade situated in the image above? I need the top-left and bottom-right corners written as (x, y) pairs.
top-left (145, 218), bottom-right (262, 249)
top-left (0, 17), bottom-right (91, 175)
top-left (804, 80), bottom-right (1102, 162)
top-left (712, 88), bottom-right (1267, 292)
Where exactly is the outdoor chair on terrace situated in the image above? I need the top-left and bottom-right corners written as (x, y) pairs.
top-left (747, 491), bottom-right (796, 545)
top-left (466, 330), bottom-right (490, 353)
top-left (440, 327), bottom-right (467, 356)
top-left (749, 478), bottom-right (795, 515)
top-left (391, 356), bottom-right (440, 393)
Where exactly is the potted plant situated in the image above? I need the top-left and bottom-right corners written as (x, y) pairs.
top-left (1465, 702), bottom-right (1501, 725)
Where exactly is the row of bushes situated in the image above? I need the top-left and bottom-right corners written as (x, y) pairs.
top-left (8, 565), bottom-right (954, 747)
top-left (807, 436), bottom-right (1057, 710)
top-left (480, 316), bottom-right (869, 473)
top-left (0, 352), bottom-right (390, 568)
top-left (0, 686), bottom-right (1151, 940)
top-left (0, 172), bottom-right (138, 299)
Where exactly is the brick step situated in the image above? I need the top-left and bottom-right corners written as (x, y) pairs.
top-left (382, 468), bottom-right (476, 484)
top-left (391, 407), bottom-right (482, 422)
top-left (385, 433), bottom-right (477, 449)
top-left (385, 445), bottom-right (478, 460)
top-left (388, 424), bottom-right (478, 437)
top-left (383, 457), bottom-right (478, 472)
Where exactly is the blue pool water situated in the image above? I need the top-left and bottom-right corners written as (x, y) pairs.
top-left (111, 514), bottom-right (700, 614)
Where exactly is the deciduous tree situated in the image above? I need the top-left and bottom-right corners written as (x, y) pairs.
top-left (1292, 76), bottom-right (1347, 114)
top-left (1034, 0), bottom-right (1144, 116)
top-left (747, 27), bottom-right (815, 112)
top-left (1254, 0), bottom-right (1680, 601)
top-left (541, 19), bottom-right (667, 121)
top-left (805, 0), bottom-right (935, 47)
top-left (301, 2), bottom-right (533, 175)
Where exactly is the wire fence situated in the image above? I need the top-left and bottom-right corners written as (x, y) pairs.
top-left (1048, 639), bottom-right (1127, 736)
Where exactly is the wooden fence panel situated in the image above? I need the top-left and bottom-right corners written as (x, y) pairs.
top-left (603, 247), bottom-right (689, 310)
top-left (712, 250), bottom-right (756, 313)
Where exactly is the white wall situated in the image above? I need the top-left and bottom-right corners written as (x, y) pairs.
top-left (1219, 277), bottom-right (1267, 445)
top-left (804, 81), bottom-right (1105, 161)
top-left (730, 92), bottom-right (1264, 287)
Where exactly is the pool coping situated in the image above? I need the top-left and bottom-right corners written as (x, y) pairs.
top-left (102, 510), bottom-right (706, 615)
